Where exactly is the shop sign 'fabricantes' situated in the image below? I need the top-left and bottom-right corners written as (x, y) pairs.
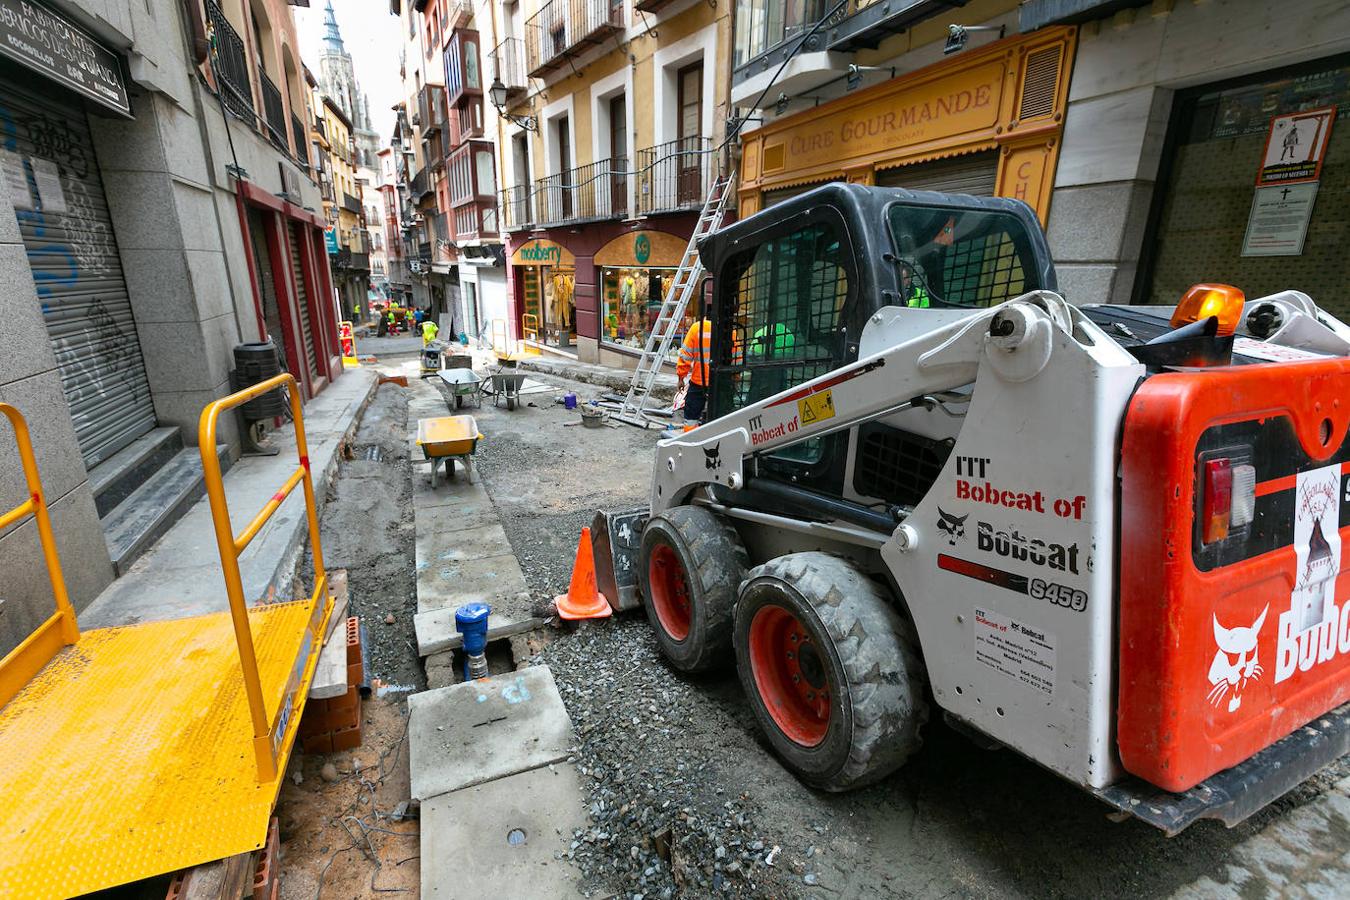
top-left (0, 0), bottom-right (130, 117)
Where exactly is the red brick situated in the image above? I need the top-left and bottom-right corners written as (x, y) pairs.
top-left (301, 731), bottom-right (333, 754)
top-left (345, 617), bottom-right (360, 666)
top-left (331, 722), bottom-right (362, 751)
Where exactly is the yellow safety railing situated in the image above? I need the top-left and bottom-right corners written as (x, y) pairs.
top-left (490, 318), bottom-right (509, 356)
top-left (0, 404), bottom-right (80, 710)
top-left (521, 313), bottom-right (542, 356)
top-left (199, 373), bottom-right (332, 782)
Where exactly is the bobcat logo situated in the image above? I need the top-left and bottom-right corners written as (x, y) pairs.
top-left (936, 507), bottom-right (968, 545)
top-left (704, 443), bottom-right (721, 470)
top-left (1208, 606), bottom-right (1267, 713)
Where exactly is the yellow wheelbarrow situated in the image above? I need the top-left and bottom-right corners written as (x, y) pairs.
top-left (416, 415), bottom-right (483, 487)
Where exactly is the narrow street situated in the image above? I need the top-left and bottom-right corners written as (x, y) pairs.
top-left (272, 338), bottom-right (1350, 900)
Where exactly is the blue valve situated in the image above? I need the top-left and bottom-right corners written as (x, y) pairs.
top-left (455, 602), bottom-right (491, 681)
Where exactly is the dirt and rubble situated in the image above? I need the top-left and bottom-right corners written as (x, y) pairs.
top-left (280, 380), bottom-right (423, 899)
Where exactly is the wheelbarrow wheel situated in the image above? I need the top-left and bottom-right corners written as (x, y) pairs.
top-left (454, 394), bottom-right (463, 409)
top-left (507, 395), bottom-right (517, 411)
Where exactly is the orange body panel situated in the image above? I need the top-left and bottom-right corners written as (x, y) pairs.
top-left (1119, 359), bottom-right (1350, 792)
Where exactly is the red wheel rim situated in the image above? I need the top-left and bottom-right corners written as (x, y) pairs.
top-left (748, 605), bottom-right (830, 747)
top-left (648, 543), bottom-right (692, 641)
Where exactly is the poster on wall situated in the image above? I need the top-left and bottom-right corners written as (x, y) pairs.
top-left (1256, 107), bottom-right (1336, 185)
top-left (1241, 181), bottom-right (1319, 257)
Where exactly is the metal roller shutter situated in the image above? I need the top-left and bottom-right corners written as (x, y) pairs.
top-left (0, 66), bottom-right (156, 469)
top-left (288, 222), bottom-right (319, 380)
top-left (875, 151), bottom-right (1000, 196)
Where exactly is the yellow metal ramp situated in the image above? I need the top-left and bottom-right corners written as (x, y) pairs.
top-left (0, 603), bottom-right (318, 897)
top-left (0, 375), bottom-right (333, 899)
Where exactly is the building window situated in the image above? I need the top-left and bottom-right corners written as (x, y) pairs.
top-left (734, 0), bottom-right (825, 67)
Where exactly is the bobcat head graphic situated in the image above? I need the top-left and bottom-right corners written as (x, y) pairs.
top-left (936, 507), bottom-right (968, 545)
top-left (704, 443), bottom-right (721, 470)
top-left (1208, 605), bottom-right (1267, 713)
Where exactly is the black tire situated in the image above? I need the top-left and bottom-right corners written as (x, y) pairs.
top-left (639, 506), bottom-right (749, 673)
top-left (507, 395), bottom-right (517, 411)
top-left (733, 552), bottom-right (929, 791)
top-left (454, 394), bottom-right (464, 409)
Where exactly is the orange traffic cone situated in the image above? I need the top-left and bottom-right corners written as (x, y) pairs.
top-left (555, 527), bottom-right (613, 620)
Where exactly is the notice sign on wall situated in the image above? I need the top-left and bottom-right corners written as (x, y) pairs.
top-left (1257, 107), bottom-right (1335, 186)
top-left (1242, 182), bottom-right (1319, 257)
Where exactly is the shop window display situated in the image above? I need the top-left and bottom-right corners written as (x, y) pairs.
top-left (601, 266), bottom-right (686, 350)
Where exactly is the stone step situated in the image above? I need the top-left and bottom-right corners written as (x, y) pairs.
top-left (101, 444), bottom-right (232, 576)
top-left (89, 426), bottom-right (182, 518)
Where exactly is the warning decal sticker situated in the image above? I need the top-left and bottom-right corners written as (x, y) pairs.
top-left (797, 389), bottom-right (835, 426)
top-left (974, 607), bottom-right (1055, 696)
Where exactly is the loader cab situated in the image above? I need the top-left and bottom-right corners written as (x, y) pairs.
top-left (699, 183), bottom-right (1055, 493)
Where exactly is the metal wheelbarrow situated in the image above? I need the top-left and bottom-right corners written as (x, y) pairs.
top-left (438, 367), bottom-right (483, 409)
top-left (416, 415), bottom-right (483, 487)
top-left (489, 369), bottom-right (529, 410)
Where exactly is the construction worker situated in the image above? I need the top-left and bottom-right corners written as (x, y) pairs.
top-left (422, 316), bottom-right (439, 346)
top-left (676, 299), bottom-right (714, 423)
top-left (386, 308), bottom-right (397, 334)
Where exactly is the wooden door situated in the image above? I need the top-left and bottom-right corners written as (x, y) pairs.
top-left (676, 63), bottom-right (703, 205)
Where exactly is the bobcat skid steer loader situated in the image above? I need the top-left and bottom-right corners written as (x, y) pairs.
top-left (601, 182), bottom-right (1350, 835)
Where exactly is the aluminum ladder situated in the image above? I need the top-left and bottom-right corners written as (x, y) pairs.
top-left (613, 169), bottom-right (736, 427)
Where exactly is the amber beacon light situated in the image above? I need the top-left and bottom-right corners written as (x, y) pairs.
top-left (1170, 283), bottom-right (1246, 336)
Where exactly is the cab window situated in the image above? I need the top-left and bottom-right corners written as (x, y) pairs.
top-left (887, 204), bottom-right (1042, 308)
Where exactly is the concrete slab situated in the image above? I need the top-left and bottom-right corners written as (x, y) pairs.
top-left (414, 607), bottom-right (541, 656)
top-left (416, 553), bottom-right (528, 613)
top-left (416, 522), bottom-right (512, 567)
top-left (81, 370), bottom-right (378, 627)
top-left (421, 764), bottom-right (586, 899)
top-left (413, 469), bottom-right (499, 510)
top-left (408, 665), bottom-right (573, 801)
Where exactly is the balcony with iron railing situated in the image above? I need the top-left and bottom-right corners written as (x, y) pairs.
top-left (534, 158), bottom-right (629, 226)
top-left (526, 0), bottom-right (624, 78)
top-left (258, 67), bottom-right (287, 151)
top-left (446, 0), bottom-right (473, 28)
top-left (489, 37), bottom-right (527, 97)
top-left (732, 0), bottom-right (953, 93)
top-left (499, 184), bottom-right (533, 232)
top-left (291, 113), bottom-right (308, 169)
top-left (205, 1), bottom-right (253, 119)
top-left (341, 192), bottom-right (362, 215)
top-left (636, 137), bottom-right (714, 216)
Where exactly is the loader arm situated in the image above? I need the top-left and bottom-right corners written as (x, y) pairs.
top-left (651, 292), bottom-right (1077, 517)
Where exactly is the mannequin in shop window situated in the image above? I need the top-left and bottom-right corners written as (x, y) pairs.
top-left (550, 271), bottom-right (574, 343)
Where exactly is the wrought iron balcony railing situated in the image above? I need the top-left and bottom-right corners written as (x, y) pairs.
top-left (526, 0), bottom-right (624, 77)
top-left (258, 67), bottom-right (287, 151)
top-left (489, 37), bottom-right (527, 96)
top-left (636, 137), bottom-right (713, 216)
top-left (205, 0), bottom-right (253, 119)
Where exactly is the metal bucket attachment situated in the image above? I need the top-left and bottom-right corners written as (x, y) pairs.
top-left (591, 507), bottom-right (649, 612)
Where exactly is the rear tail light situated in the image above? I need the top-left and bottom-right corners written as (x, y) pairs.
top-left (1202, 457), bottom-right (1256, 544)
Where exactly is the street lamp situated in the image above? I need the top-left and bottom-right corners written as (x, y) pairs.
top-left (943, 23), bottom-right (1005, 55)
top-left (489, 77), bottom-right (538, 132)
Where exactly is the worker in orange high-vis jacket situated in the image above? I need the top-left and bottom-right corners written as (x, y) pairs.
top-left (676, 297), bottom-right (715, 423)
